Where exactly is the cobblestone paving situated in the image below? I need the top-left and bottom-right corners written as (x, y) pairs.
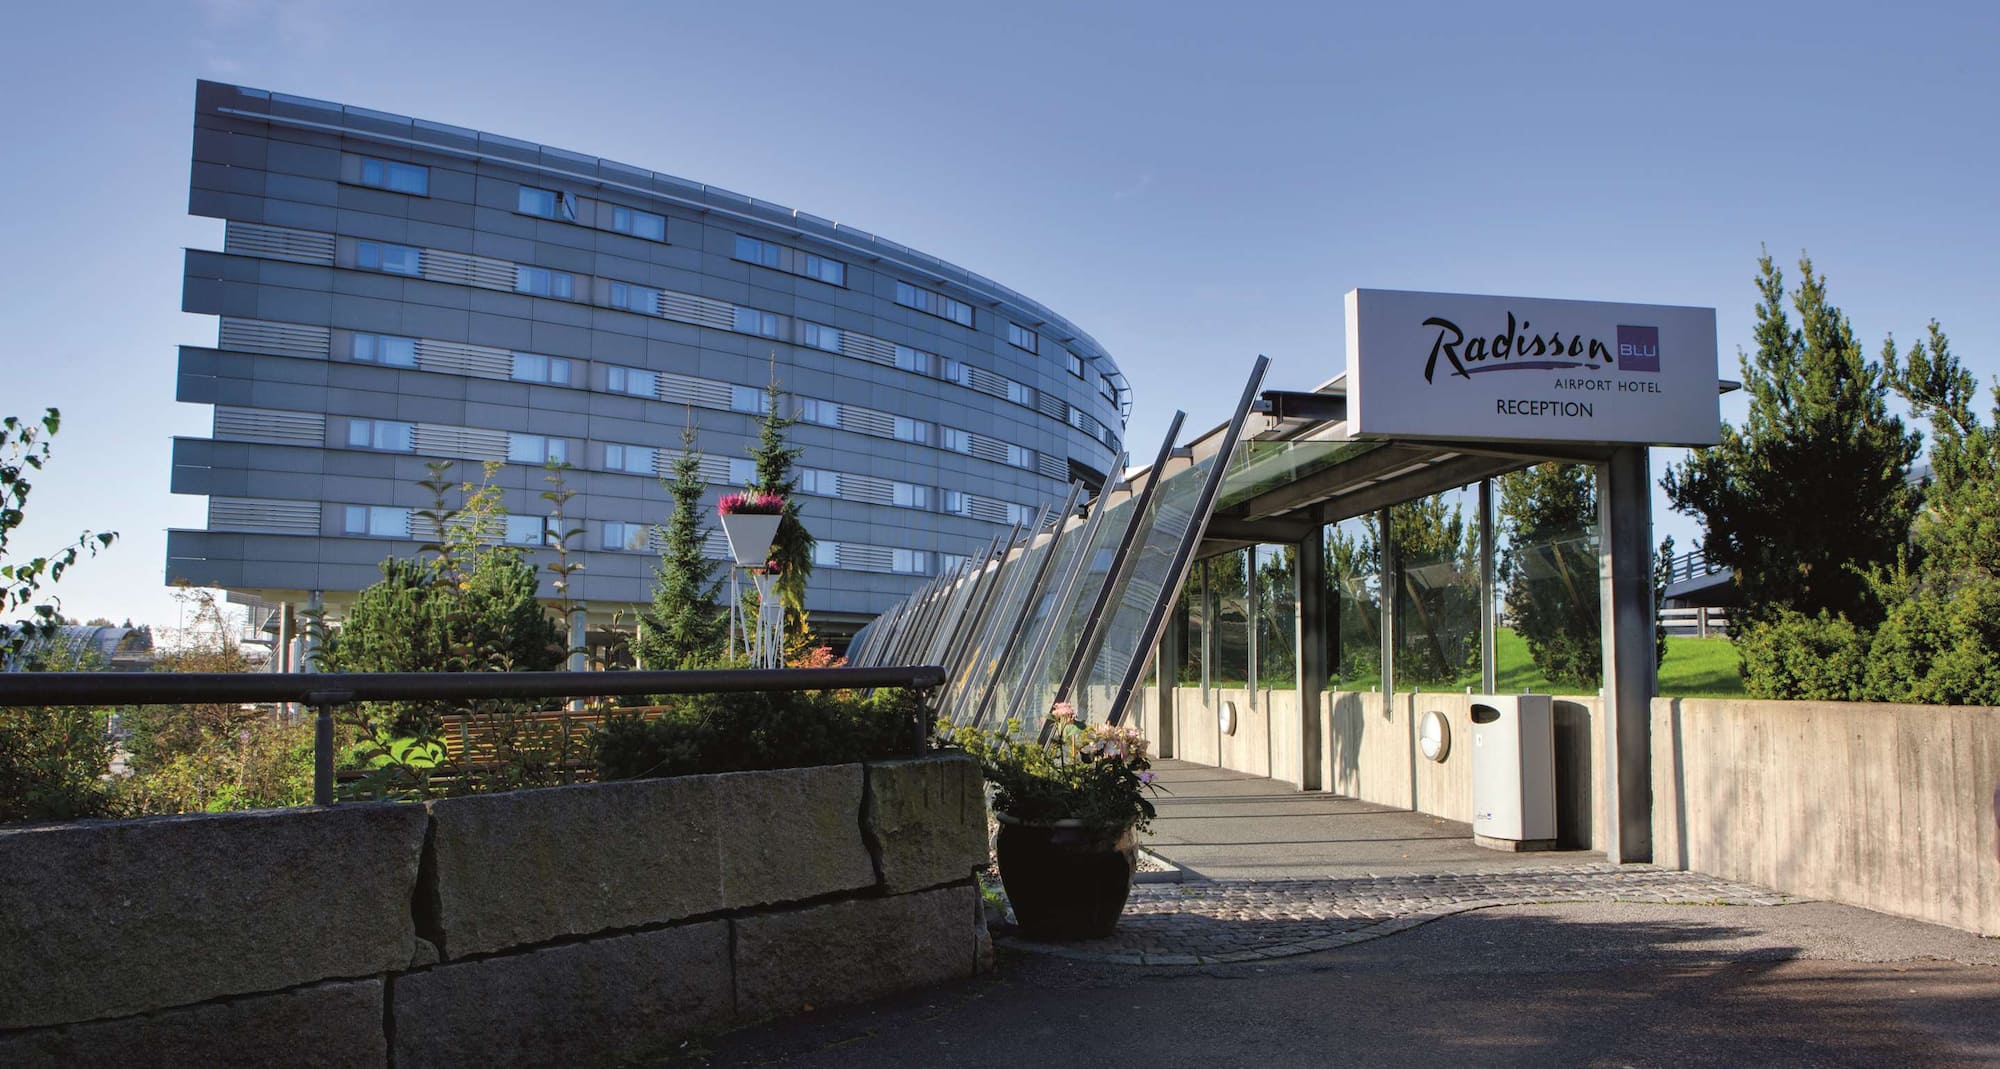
top-left (1001, 865), bottom-right (1793, 965)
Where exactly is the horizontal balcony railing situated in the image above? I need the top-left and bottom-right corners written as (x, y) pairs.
top-left (0, 665), bottom-right (945, 807)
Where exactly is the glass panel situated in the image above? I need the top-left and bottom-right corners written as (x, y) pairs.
top-left (1391, 486), bottom-right (1482, 690)
top-left (1209, 547), bottom-right (1250, 690)
top-left (1212, 438), bottom-right (1383, 514)
top-left (1256, 543), bottom-right (1297, 689)
top-left (1174, 561), bottom-right (1205, 686)
top-left (983, 506), bottom-right (1096, 726)
top-left (1069, 452), bottom-right (1227, 722)
top-left (944, 529), bottom-right (1053, 725)
top-left (1325, 515), bottom-right (1382, 689)
top-left (1497, 463), bottom-right (1602, 693)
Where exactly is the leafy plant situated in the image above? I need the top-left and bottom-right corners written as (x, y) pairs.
top-left (0, 645), bottom-right (118, 823)
top-left (937, 704), bottom-right (1159, 831)
top-left (2, 408), bottom-right (116, 661)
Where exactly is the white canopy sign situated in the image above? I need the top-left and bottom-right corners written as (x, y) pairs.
top-left (1346, 289), bottom-right (1720, 446)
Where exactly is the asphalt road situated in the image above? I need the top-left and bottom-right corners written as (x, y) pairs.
top-left (687, 899), bottom-right (2000, 1068)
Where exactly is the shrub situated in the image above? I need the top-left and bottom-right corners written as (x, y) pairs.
top-left (1863, 574), bottom-right (2000, 706)
top-left (0, 704), bottom-right (117, 823)
top-left (593, 688), bottom-right (922, 781)
top-left (1735, 609), bottom-right (1870, 701)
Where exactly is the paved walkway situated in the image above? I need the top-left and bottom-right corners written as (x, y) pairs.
top-left (1000, 760), bottom-right (1789, 965)
top-left (694, 762), bottom-right (2000, 1066)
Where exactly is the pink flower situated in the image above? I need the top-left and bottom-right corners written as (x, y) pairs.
top-left (1049, 701), bottom-right (1077, 726)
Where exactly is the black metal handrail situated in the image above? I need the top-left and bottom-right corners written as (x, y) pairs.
top-left (0, 665), bottom-right (945, 807)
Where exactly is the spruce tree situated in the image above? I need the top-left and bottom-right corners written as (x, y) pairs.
top-left (635, 424), bottom-right (724, 669)
top-left (1662, 251), bottom-right (1919, 627)
top-left (745, 377), bottom-right (816, 619)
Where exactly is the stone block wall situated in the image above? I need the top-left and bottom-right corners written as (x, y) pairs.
top-left (0, 754), bottom-right (990, 1068)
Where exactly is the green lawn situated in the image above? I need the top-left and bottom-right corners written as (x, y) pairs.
top-left (1321, 628), bottom-right (1745, 698)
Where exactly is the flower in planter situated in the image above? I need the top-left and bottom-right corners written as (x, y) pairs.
top-left (764, 558), bottom-right (785, 576)
top-left (717, 491), bottom-right (786, 516)
top-left (936, 703), bottom-right (1161, 832)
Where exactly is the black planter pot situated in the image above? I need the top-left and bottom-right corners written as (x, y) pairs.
top-left (994, 813), bottom-right (1138, 940)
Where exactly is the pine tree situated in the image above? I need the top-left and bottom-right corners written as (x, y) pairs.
top-left (744, 377), bottom-right (816, 623)
top-left (635, 423), bottom-right (724, 669)
top-left (1662, 250), bottom-right (1919, 628)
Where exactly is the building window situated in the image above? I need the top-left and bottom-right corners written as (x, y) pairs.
top-left (346, 419), bottom-right (414, 452)
top-left (516, 266), bottom-right (575, 299)
top-left (358, 158), bottom-right (428, 196)
top-left (608, 365), bottom-right (656, 398)
top-left (604, 443), bottom-right (655, 475)
top-left (894, 281), bottom-right (973, 327)
top-left (1008, 443), bottom-right (1034, 468)
top-left (893, 345), bottom-right (933, 375)
top-left (343, 505), bottom-right (410, 538)
top-left (1007, 322), bottom-right (1039, 354)
top-left (603, 521), bottom-right (651, 551)
top-left (610, 206), bottom-right (666, 241)
top-left (940, 427), bottom-right (967, 453)
top-left (732, 306), bottom-right (782, 338)
top-left (1099, 373), bottom-right (1117, 403)
top-left (508, 433), bottom-right (568, 466)
top-left (517, 186), bottom-right (576, 221)
top-left (800, 399), bottom-right (840, 428)
top-left (511, 352), bottom-right (571, 385)
top-left (734, 235), bottom-right (782, 268)
top-left (729, 458), bottom-right (756, 485)
top-left (730, 385), bottom-right (765, 414)
top-left (892, 549), bottom-right (930, 575)
top-left (799, 322), bottom-right (842, 353)
top-left (356, 241), bottom-right (420, 276)
top-left (610, 282), bottom-right (660, 314)
top-left (352, 333), bottom-right (417, 367)
top-left (1067, 350), bottom-right (1084, 377)
top-left (894, 483), bottom-right (930, 509)
top-left (802, 254), bottom-right (845, 286)
top-left (894, 416), bottom-right (929, 444)
top-left (504, 515), bottom-right (553, 547)
top-left (813, 542), bottom-right (840, 568)
top-left (1007, 380), bottom-right (1034, 406)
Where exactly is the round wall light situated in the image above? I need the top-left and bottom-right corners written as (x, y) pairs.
top-left (1419, 709), bottom-right (1451, 762)
top-left (1218, 700), bottom-right (1238, 737)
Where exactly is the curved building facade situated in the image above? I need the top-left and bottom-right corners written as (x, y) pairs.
top-left (168, 80), bottom-right (1129, 641)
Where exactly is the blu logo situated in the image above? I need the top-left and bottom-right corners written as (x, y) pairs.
top-left (1617, 325), bottom-right (1660, 373)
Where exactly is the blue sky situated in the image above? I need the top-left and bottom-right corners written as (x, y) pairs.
top-left (4, 0), bottom-right (1996, 629)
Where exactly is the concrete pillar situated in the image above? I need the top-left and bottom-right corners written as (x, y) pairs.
top-left (301, 590), bottom-right (323, 672)
top-left (1296, 527), bottom-right (1327, 791)
top-left (1598, 446), bottom-right (1657, 863)
top-left (1479, 479), bottom-right (1497, 695)
top-left (568, 608), bottom-right (588, 712)
top-left (272, 603), bottom-right (290, 675)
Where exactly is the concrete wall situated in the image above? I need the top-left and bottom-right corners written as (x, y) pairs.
top-left (1162, 685), bottom-right (1607, 850)
top-left (0, 755), bottom-right (990, 1068)
top-left (1653, 698), bottom-right (2000, 937)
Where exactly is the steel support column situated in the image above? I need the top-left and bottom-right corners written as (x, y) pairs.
top-left (1598, 446), bottom-right (1656, 863)
top-left (1479, 479), bottom-right (1497, 695)
top-left (1377, 507), bottom-right (1397, 698)
top-left (1296, 526), bottom-right (1327, 791)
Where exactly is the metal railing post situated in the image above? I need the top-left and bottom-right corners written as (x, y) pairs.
top-left (305, 688), bottom-right (353, 806)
